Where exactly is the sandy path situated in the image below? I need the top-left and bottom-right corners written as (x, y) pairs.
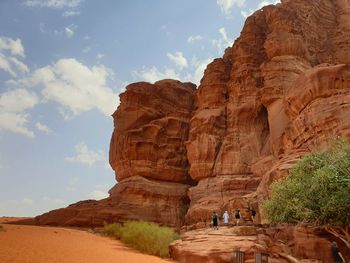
top-left (0, 224), bottom-right (175, 263)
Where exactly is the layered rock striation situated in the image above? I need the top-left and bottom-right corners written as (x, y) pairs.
top-left (109, 80), bottom-right (196, 183)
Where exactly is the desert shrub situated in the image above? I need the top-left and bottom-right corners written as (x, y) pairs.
top-left (262, 138), bottom-right (350, 248)
top-left (104, 221), bottom-right (180, 257)
top-left (104, 222), bottom-right (122, 237)
top-left (0, 225), bottom-right (4, 232)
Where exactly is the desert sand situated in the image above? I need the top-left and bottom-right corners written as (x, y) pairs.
top-left (0, 223), bottom-right (175, 263)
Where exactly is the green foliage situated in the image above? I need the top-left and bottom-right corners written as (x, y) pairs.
top-left (104, 221), bottom-right (180, 258)
top-left (262, 138), bottom-right (350, 227)
top-left (104, 222), bottom-right (122, 237)
top-left (0, 225), bottom-right (4, 232)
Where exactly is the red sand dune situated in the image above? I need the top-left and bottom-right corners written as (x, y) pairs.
top-left (0, 224), bottom-right (175, 263)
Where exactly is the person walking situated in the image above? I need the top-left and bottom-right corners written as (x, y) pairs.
top-left (223, 211), bottom-right (229, 225)
top-left (212, 212), bottom-right (219, 230)
top-left (234, 209), bottom-right (241, 226)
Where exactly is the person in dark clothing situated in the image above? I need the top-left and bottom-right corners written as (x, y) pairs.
top-left (332, 241), bottom-right (345, 263)
top-left (212, 212), bottom-right (219, 230)
top-left (234, 209), bottom-right (241, 226)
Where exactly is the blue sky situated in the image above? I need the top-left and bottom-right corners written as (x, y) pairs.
top-left (0, 0), bottom-right (279, 217)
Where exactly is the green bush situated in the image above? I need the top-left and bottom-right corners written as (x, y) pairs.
top-left (262, 137), bottom-right (350, 249)
top-left (104, 222), bottom-right (122, 237)
top-left (104, 221), bottom-right (180, 257)
top-left (0, 225), bottom-right (4, 232)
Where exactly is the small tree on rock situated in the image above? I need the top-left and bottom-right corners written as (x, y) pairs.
top-left (262, 138), bottom-right (350, 249)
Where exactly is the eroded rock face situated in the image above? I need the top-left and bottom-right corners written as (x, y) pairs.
top-left (36, 176), bottom-right (190, 227)
top-left (36, 80), bottom-right (195, 227)
top-left (185, 0), bottom-right (350, 225)
top-left (185, 175), bottom-right (260, 225)
top-left (36, 0), bottom-right (350, 261)
top-left (170, 226), bottom-right (336, 263)
top-left (110, 79), bottom-right (196, 183)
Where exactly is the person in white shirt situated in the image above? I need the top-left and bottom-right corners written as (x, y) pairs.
top-left (223, 211), bottom-right (229, 224)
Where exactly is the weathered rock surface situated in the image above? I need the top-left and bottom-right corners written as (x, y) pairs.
top-left (185, 0), bottom-right (350, 226)
top-left (35, 176), bottom-right (190, 227)
top-left (185, 175), bottom-right (260, 225)
top-left (170, 226), bottom-right (337, 263)
top-left (110, 79), bottom-right (195, 182)
top-left (35, 0), bottom-right (350, 261)
top-left (36, 80), bottom-right (195, 227)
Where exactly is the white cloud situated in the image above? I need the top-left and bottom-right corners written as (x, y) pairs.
top-left (65, 27), bottom-right (74, 38)
top-left (166, 51), bottom-right (188, 70)
top-left (13, 58), bottom-right (118, 117)
top-left (0, 37), bottom-right (25, 57)
top-left (62, 10), bottom-right (81, 17)
top-left (5, 91), bottom-right (26, 110)
top-left (35, 122), bottom-right (51, 133)
top-left (211, 27), bottom-right (233, 54)
top-left (0, 54), bottom-right (29, 77)
top-left (241, 0), bottom-right (280, 18)
top-left (0, 37), bottom-right (29, 78)
top-left (133, 66), bottom-right (180, 83)
top-left (0, 112), bottom-right (34, 138)
top-left (65, 142), bottom-right (105, 166)
top-left (187, 35), bottom-right (203, 43)
top-left (190, 57), bottom-right (213, 85)
top-left (89, 190), bottom-right (108, 200)
top-left (133, 55), bottom-right (213, 86)
top-left (0, 88), bottom-right (39, 138)
top-left (217, 0), bottom-right (246, 15)
top-left (9, 57), bottom-right (30, 75)
top-left (23, 0), bottom-right (83, 9)
top-left (0, 54), bottom-right (17, 77)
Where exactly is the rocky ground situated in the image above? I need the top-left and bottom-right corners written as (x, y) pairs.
top-left (170, 224), bottom-right (344, 263)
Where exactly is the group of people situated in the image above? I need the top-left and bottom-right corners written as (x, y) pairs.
top-left (209, 209), bottom-right (347, 262)
top-left (211, 208), bottom-right (256, 229)
top-left (211, 212), bottom-right (346, 262)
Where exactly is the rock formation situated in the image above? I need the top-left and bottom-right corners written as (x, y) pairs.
top-left (109, 80), bottom-right (196, 183)
top-left (35, 0), bottom-right (350, 261)
top-left (170, 226), bottom-right (338, 263)
top-left (186, 0), bottom-right (350, 225)
top-left (36, 176), bottom-right (190, 227)
top-left (36, 80), bottom-right (195, 227)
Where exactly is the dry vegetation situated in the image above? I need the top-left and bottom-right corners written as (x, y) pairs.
top-left (104, 221), bottom-right (179, 258)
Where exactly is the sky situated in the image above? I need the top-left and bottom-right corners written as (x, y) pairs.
top-left (0, 0), bottom-right (280, 217)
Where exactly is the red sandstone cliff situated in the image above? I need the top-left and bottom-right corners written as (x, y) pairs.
top-left (36, 80), bottom-right (195, 227)
top-left (185, 0), bottom-right (350, 226)
top-left (35, 0), bottom-right (350, 261)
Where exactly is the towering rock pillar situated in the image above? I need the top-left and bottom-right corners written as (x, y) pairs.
top-left (108, 80), bottom-right (196, 227)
